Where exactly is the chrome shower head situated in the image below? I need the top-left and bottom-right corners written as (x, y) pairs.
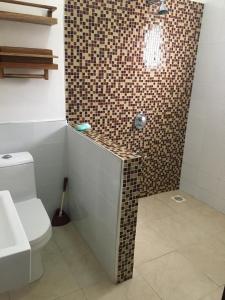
top-left (158, 0), bottom-right (169, 15)
top-left (147, 0), bottom-right (169, 15)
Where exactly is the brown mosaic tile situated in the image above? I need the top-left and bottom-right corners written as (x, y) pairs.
top-left (83, 130), bottom-right (140, 160)
top-left (117, 157), bottom-right (141, 282)
top-left (65, 0), bottom-right (204, 283)
top-left (65, 0), bottom-right (203, 198)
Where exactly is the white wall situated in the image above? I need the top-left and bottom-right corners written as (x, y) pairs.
top-left (181, 0), bottom-right (225, 212)
top-left (67, 126), bottom-right (123, 282)
top-left (0, 0), bottom-right (65, 122)
top-left (0, 120), bottom-right (67, 217)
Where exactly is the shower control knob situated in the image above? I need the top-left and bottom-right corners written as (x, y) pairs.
top-left (134, 113), bottom-right (147, 130)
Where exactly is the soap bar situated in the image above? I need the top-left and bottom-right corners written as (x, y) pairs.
top-left (75, 123), bottom-right (92, 132)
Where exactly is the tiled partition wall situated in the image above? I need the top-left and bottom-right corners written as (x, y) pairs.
top-left (67, 126), bottom-right (140, 282)
top-left (65, 0), bottom-right (203, 197)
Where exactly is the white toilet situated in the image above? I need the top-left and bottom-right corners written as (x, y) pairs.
top-left (0, 152), bottom-right (52, 282)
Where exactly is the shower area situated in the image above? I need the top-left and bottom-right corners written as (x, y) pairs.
top-left (65, 0), bottom-right (203, 197)
top-left (64, 0), bottom-right (225, 295)
top-left (64, 0), bottom-right (204, 283)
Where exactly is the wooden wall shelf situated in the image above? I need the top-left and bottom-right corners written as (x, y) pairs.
top-left (0, 0), bottom-right (57, 26)
top-left (0, 46), bottom-right (58, 80)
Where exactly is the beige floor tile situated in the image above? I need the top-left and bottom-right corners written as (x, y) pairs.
top-left (138, 195), bottom-right (176, 224)
top-left (83, 272), bottom-right (161, 300)
top-left (6, 191), bottom-right (225, 300)
top-left (42, 239), bottom-right (62, 259)
top-left (137, 252), bottom-right (217, 300)
top-left (63, 250), bottom-right (107, 288)
top-left (10, 241), bottom-right (80, 300)
top-left (53, 223), bottom-right (90, 259)
top-left (155, 190), bottom-right (205, 213)
top-left (179, 238), bottom-right (225, 285)
top-left (213, 231), bottom-right (225, 245)
top-left (149, 213), bottom-right (208, 249)
top-left (120, 274), bottom-right (161, 300)
top-left (180, 205), bottom-right (225, 236)
top-left (56, 290), bottom-right (87, 300)
top-left (200, 287), bottom-right (224, 300)
top-left (0, 293), bottom-right (10, 300)
top-left (135, 222), bottom-right (174, 266)
top-left (53, 223), bottom-right (107, 288)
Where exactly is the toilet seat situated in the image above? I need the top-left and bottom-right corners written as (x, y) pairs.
top-left (15, 198), bottom-right (52, 251)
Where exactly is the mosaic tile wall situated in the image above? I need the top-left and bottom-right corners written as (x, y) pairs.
top-left (65, 0), bottom-right (203, 197)
top-left (118, 157), bottom-right (141, 282)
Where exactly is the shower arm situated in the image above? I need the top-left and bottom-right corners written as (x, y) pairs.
top-left (147, 0), bottom-right (160, 5)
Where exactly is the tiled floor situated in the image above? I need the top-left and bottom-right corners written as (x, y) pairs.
top-left (1, 190), bottom-right (225, 300)
top-left (135, 190), bottom-right (225, 300)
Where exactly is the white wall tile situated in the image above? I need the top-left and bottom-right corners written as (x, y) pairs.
top-left (67, 126), bottom-right (122, 282)
top-left (0, 120), bottom-right (67, 217)
top-left (181, 0), bottom-right (225, 212)
top-left (181, 163), bottom-right (198, 185)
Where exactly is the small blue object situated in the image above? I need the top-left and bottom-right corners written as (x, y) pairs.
top-left (75, 123), bottom-right (92, 132)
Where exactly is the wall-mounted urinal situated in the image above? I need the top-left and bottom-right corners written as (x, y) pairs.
top-left (0, 190), bottom-right (31, 293)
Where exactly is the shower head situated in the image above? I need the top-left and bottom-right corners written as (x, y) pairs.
top-left (158, 0), bottom-right (169, 15)
top-left (147, 0), bottom-right (169, 15)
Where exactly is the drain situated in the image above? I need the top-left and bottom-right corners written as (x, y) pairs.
top-left (171, 195), bottom-right (186, 203)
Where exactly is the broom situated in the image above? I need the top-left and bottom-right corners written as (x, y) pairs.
top-left (52, 177), bottom-right (70, 226)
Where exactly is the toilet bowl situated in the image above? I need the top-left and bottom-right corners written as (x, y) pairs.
top-left (16, 198), bottom-right (52, 282)
top-left (0, 152), bottom-right (52, 282)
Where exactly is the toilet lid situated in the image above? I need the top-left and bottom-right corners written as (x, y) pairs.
top-left (15, 198), bottom-right (51, 248)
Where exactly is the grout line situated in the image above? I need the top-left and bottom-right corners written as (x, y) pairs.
top-left (135, 268), bottom-right (163, 300)
top-left (135, 249), bottom-right (176, 268)
top-left (176, 251), bottom-right (221, 288)
top-left (51, 289), bottom-right (85, 300)
top-left (198, 286), bottom-right (224, 300)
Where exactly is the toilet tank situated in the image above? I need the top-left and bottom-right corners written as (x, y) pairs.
top-left (0, 152), bottom-right (37, 203)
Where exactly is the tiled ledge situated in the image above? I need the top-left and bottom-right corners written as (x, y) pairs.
top-left (83, 130), bottom-right (140, 161)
